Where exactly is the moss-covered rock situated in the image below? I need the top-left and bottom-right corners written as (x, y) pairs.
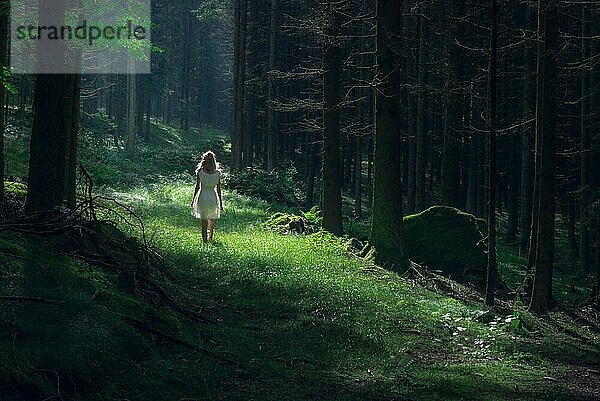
top-left (263, 212), bottom-right (318, 234)
top-left (403, 206), bottom-right (487, 284)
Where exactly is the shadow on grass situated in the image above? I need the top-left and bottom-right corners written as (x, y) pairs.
top-left (104, 186), bottom-right (596, 400)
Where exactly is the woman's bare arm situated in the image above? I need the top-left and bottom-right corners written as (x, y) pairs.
top-left (216, 180), bottom-right (223, 211)
top-left (192, 174), bottom-right (200, 206)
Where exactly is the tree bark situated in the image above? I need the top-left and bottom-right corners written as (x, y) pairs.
top-left (126, 64), bottom-right (137, 160)
top-left (415, 12), bottom-right (428, 213)
top-left (145, 81), bottom-right (152, 142)
top-left (26, 0), bottom-right (70, 212)
top-left (232, 0), bottom-right (248, 170)
top-left (354, 134), bottom-right (362, 217)
top-left (506, 132), bottom-right (520, 242)
top-left (485, 0), bottom-right (498, 307)
top-left (305, 141), bottom-right (319, 207)
top-left (520, 55), bottom-right (535, 254)
top-left (0, 2), bottom-right (8, 203)
top-left (64, 72), bottom-right (81, 210)
top-left (405, 0), bottom-right (417, 214)
top-left (441, 0), bottom-right (466, 209)
top-left (370, 0), bottom-right (409, 270)
top-left (180, 11), bottom-right (193, 134)
top-left (529, 0), bottom-right (558, 316)
top-left (580, 4), bottom-right (591, 276)
top-left (266, 0), bottom-right (279, 171)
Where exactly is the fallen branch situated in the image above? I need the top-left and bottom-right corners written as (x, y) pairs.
top-left (120, 314), bottom-right (236, 366)
top-left (0, 251), bottom-right (48, 271)
top-left (0, 296), bottom-right (65, 304)
top-left (139, 277), bottom-right (217, 325)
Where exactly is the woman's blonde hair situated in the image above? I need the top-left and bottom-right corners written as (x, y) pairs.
top-left (195, 151), bottom-right (220, 174)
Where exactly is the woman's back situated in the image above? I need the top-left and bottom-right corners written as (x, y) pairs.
top-left (199, 170), bottom-right (220, 189)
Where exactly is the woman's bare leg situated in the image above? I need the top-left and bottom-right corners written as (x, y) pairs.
top-left (201, 219), bottom-right (208, 242)
top-left (208, 219), bottom-right (214, 241)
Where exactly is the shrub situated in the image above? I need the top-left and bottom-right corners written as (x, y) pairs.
top-left (225, 165), bottom-right (305, 206)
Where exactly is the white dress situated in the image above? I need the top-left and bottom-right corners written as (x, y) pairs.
top-left (192, 170), bottom-right (221, 220)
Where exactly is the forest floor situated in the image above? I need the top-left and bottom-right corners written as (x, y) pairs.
top-left (1, 113), bottom-right (599, 400)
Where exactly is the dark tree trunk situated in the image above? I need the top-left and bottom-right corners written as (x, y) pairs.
top-left (441, 0), bottom-right (466, 209)
top-left (306, 141), bottom-right (319, 207)
top-left (520, 66), bottom-right (535, 254)
top-left (485, 0), bottom-right (498, 307)
top-left (126, 63), bottom-right (137, 160)
top-left (529, 0), bottom-right (558, 316)
top-left (476, 126), bottom-right (487, 219)
top-left (415, 11), bottom-right (428, 213)
top-left (354, 134), bottom-right (362, 217)
top-left (367, 133), bottom-right (373, 208)
top-left (266, 0), bottom-right (279, 171)
top-left (232, 0), bottom-right (248, 170)
top-left (405, 0), bottom-right (417, 214)
top-left (27, 75), bottom-right (72, 211)
top-left (567, 204), bottom-right (579, 259)
top-left (242, 0), bottom-right (263, 169)
top-left (370, 0), bottom-right (408, 270)
top-left (145, 81), bottom-right (152, 142)
top-left (466, 131), bottom-right (479, 215)
top-left (595, 242), bottom-right (600, 305)
top-left (26, 0), bottom-right (70, 212)
top-left (580, 4), bottom-right (592, 276)
top-left (64, 72), bottom-right (81, 210)
top-left (321, 1), bottom-right (343, 236)
top-left (506, 132), bottom-right (520, 242)
top-left (180, 11), bottom-right (193, 134)
top-left (0, 3), bottom-right (8, 203)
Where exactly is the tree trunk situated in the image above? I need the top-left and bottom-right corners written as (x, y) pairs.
top-left (0, 3), bottom-right (8, 203)
top-left (145, 81), bottom-right (152, 142)
top-left (405, 0), bottom-right (417, 214)
top-left (595, 241), bottom-right (600, 305)
top-left (321, 1), bottom-right (343, 235)
top-left (580, 4), bottom-right (591, 276)
top-left (415, 12), bottom-right (428, 213)
top-left (466, 132), bottom-right (479, 215)
top-left (567, 204), bottom-right (579, 258)
top-left (126, 63), bottom-right (137, 160)
top-left (232, 0), bottom-right (248, 170)
top-left (266, 0), bottom-right (279, 171)
top-left (485, 0), bottom-right (498, 307)
top-left (354, 134), bottom-right (362, 217)
top-left (180, 11), bottom-right (193, 134)
top-left (370, 0), bottom-right (408, 270)
top-left (26, 0), bottom-right (70, 212)
top-left (64, 72), bottom-right (81, 210)
top-left (441, 0), bottom-right (466, 209)
top-left (367, 133), bottom-right (373, 208)
top-left (506, 132), bottom-right (520, 242)
top-left (529, 0), bottom-right (558, 316)
top-left (520, 61), bottom-right (535, 254)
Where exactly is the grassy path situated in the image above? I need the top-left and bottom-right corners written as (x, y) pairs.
top-left (113, 182), bottom-right (593, 401)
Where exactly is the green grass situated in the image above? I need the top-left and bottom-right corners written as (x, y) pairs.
top-left (1, 114), bottom-right (599, 400)
top-left (110, 183), bottom-right (598, 400)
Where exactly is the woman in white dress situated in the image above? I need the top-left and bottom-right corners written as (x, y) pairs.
top-left (191, 151), bottom-right (223, 242)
